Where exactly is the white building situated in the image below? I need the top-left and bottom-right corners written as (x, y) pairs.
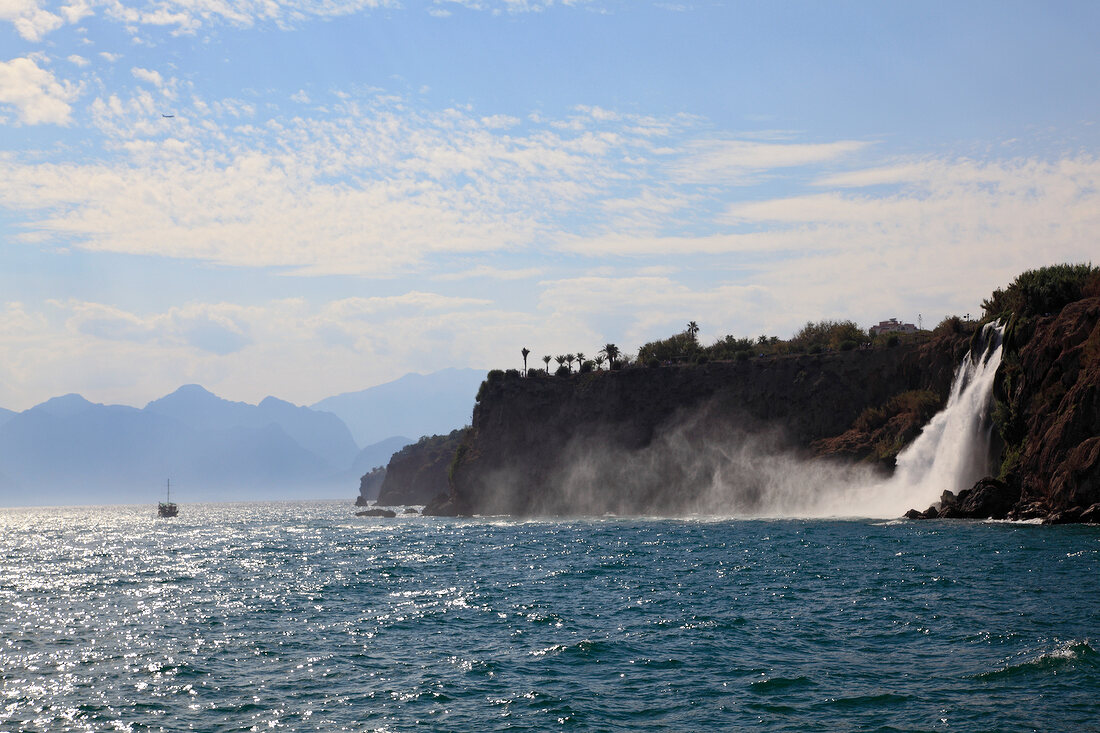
top-left (870, 318), bottom-right (918, 336)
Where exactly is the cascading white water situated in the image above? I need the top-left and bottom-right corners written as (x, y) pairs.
top-left (883, 322), bottom-right (1005, 512)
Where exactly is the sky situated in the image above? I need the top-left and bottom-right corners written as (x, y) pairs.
top-left (1, 0), bottom-right (1098, 411)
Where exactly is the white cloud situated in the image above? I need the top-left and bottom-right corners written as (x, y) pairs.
top-left (433, 265), bottom-right (544, 281)
top-left (66, 54), bottom-right (89, 66)
top-left (670, 139), bottom-right (870, 184)
top-left (131, 66), bottom-right (164, 87)
top-left (0, 294), bottom-right (536, 409)
top-left (0, 93), bottom-right (677, 275)
top-left (0, 0), bottom-right (599, 41)
top-left (0, 56), bottom-right (80, 125)
top-left (60, 0), bottom-right (93, 22)
top-left (537, 275), bottom-right (778, 345)
top-left (0, 0), bottom-right (63, 40)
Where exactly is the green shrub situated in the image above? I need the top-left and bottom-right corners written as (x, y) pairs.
top-left (790, 319), bottom-right (867, 352)
top-left (647, 357), bottom-right (661, 368)
top-left (933, 316), bottom-right (963, 335)
top-left (735, 350), bottom-right (751, 362)
top-left (638, 331), bottom-right (696, 363)
top-left (982, 263), bottom-right (1099, 319)
top-left (704, 334), bottom-right (755, 361)
top-left (840, 340), bottom-right (857, 351)
top-left (886, 334), bottom-right (900, 347)
top-left (476, 370), bottom-right (506, 402)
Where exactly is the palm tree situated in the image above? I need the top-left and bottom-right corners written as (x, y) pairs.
top-left (521, 347), bottom-right (531, 377)
top-left (687, 321), bottom-right (700, 345)
top-left (566, 353), bottom-right (575, 373)
top-left (575, 352), bottom-right (585, 368)
top-left (594, 355), bottom-right (606, 371)
top-left (554, 355), bottom-right (566, 373)
top-left (542, 354), bottom-right (552, 373)
top-left (599, 343), bottom-right (620, 369)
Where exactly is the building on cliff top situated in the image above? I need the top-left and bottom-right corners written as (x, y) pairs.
top-left (870, 318), bottom-right (918, 336)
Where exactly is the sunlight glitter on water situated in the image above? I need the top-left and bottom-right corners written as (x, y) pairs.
top-left (1, 501), bottom-right (1098, 731)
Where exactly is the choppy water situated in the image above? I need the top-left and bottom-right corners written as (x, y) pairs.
top-left (2, 501), bottom-right (1098, 731)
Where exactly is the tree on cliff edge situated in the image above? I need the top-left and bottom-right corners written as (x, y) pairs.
top-left (521, 347), bottom-right (530, 377)
top-left (687, 321), bottom-right (700, 344)
top-left (600, 343), bottom-right (620, 369)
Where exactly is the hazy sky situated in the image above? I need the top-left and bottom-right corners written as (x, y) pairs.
top-left (1, 0), bottom-right (1098, 410)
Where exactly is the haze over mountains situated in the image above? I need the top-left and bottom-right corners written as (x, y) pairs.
top-left (0, 369), bottom-right (483, 507)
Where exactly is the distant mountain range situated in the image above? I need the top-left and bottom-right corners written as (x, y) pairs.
top-left (0, 369), bottom-right (485, 507)
top-left (312, 368), bottom-right (485, 447)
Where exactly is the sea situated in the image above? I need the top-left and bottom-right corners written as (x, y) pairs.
top-left (2, 500), bottom-right (1098, 732)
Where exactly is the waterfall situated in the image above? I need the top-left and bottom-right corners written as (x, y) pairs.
top-left (884, 322), bottom-right (1005, 512)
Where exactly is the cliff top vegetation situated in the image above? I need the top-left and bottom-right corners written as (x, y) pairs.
top-left (501, 264), bottom-right (1096, 382)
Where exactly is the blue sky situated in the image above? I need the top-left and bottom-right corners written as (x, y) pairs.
top-left (1, 0), bottom-right (1098, 410)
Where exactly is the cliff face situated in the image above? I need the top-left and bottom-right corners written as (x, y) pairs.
top-left (356, 467), bottom-right (386, 505)
top-left (999, 297), bottom-right (1100, 518)
top-left (374, 429), bottom-right (468, 506)
top-left (437, 333), bottom-right (972, 517)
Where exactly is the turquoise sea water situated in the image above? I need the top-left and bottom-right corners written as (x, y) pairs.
top-left (2, 501), bottom-right (1098, 731)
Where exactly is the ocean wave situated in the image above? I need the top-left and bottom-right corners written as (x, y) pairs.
top-left (973, 640), bottom-right (1097, 680)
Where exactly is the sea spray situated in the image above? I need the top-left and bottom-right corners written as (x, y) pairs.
top-left (503, 323), bottom-right (1008, 519)
top-left (687, 321), bottom-right (1007, 518)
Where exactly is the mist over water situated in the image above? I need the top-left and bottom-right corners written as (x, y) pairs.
top-left (543, 324), bottom-right (1006, 519)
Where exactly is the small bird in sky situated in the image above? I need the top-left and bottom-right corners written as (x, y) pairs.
top-left (162, 114), bottom-right (174, 118)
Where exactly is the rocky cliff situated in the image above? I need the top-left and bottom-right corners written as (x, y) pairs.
top-left (997, 296), bottom-right (1100, 520)
top-left (430, 331), bottom-right (974, 517)
top-left (374, 429), bottom-right (468, 506)
top-left (417, 270), bottom-right (1099, 521)
top-left (903, 271), bottom-right (1100, 523)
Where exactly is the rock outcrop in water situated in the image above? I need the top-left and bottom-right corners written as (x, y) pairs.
top-left (430, 331), bottom-right (973, 516)
top-left (356, 466), bottom-right (386, 506)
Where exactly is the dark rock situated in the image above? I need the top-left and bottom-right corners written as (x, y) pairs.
top-left (903, 508), bottom-right (923, 520)
top-left (356, 466), bottom-right (386, 506)
top-left (1008, 501), bottom-right (1048, 521)
top-left (403, 507), bottom-right (419, 514)
top-left (1079, 503), bottom-right (1100, 523)
top-left (1043, 506), bottom-right (1082, 525)
top-left (376, 429), bottom-right (468, 506)
top-left (956, 477), bottom-right (1019, 519)
top-left (922, 505), bottom-right (939, 519)
top-left (1006, 298), bottom-right (1100, 515)
top-left (422, 501), bottom-right (457, 517)
top-left (356, 508), bottom-right (396, 518)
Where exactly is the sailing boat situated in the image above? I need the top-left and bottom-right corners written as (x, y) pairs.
top-left (158, 479), bottom-right (178, 517)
